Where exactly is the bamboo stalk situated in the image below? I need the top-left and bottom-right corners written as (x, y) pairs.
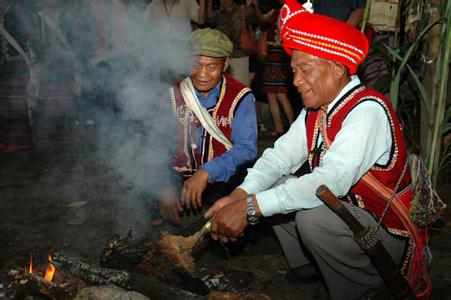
top-left (361, 0), bottom-right (372, 33)
top-left (428, 0), bottom-right (451, 182)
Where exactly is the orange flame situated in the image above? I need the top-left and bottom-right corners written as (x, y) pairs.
top-left (44, 255), bottom-right (56, 282)
top-left (29, 254), bottom-right (33, 274)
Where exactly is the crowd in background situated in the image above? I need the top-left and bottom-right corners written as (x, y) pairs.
top-left (0, 0), bottom-right (369, 136)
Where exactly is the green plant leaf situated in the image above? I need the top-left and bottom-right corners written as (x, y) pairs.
top-left (445, 106), bottom-right (451, 122)
top-left (406, 65), bottom-right (432, 124)
top-left (382, 43), bottom-right (402, 61)
top-left (389, 20), bottom-right (443, 110)
top-left (441, 123), bottom-right (451, 134)
top-left (390, 73), bottom-right (401, 109)
top-left (382, 44), bottom-right (432, 120)
top-left (438, 144), bottom-right (451, 173)
top-left (399, 20), bottom-right (442, 72)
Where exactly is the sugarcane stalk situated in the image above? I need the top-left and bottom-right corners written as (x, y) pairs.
top-left (428, 0), bottom-right (451, 183)
top-left (361, 0), bottom-right (372, 33)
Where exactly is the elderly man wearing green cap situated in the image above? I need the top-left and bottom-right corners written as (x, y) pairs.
top-left (155, 28), bottom-right (258, 227)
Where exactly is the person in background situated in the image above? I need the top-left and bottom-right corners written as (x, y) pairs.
top-left (204, 0), bottom-right (430, 298)
top-left (206, 0), bottom-right (254, 86)
top-left (145, 0), bottom-right (206, 35)
top-left (311, 0), bottom-right (365, 27)
top-left (154, 28), bottom-right (257, 231)
top-left (253, 0), bottom-right (293, 137)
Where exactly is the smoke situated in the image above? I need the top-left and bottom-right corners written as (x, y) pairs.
top-left (34, 1), bottom-right (194, 235)
top-left (0, 0), bottom-right (197, 239)
top-left (80, 2), bottom-right (194, 233)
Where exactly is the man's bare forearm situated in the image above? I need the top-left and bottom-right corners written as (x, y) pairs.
top-left (347, 8), bottom-right (364, 27)
top-left (198, 0), bottom-right (206, 24)
top-left (206, 0), bottom-right (214, 20)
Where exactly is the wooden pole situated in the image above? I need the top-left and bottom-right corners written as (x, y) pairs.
top-left (420, 0), bottom-right (442, 157)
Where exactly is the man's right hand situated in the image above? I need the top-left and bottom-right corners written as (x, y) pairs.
top-left (158, 188), bottom-right (184, 224)
top-left (204, 188), bottom-right (248, 219)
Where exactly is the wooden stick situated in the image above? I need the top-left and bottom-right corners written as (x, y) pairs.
top-left (191, 221), bottom-right (211, 253)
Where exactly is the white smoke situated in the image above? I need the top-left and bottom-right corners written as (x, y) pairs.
top-left (55, 1), bottom-right (194, 234)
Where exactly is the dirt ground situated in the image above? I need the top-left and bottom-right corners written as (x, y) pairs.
top-left (0, 132), bottom-right (450, 299)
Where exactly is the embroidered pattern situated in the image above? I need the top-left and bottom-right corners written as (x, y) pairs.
top-left (280, 4), bottom-right (308, 31)
top-left (208, 76), bottom-right (228, 161)
top-left (328, 87), bottom-right (365, 121)
top-left (228, 87), bottom-right (251, 121)
top-left (286, 27), bottom-right (366, 56)
top-left (217, 116), bottom-right (231, 127)
top-left (328, 93), bottom-right (398, 172)
top-left (307, 112), bottom-right (321, 168)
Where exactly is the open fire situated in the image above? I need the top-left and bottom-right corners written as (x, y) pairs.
top-left (28, 253), bottom-right (56, 282)
top-left (5, 237), bottom-right (267, 299)
top-left (44, 255), bottom-right (56, 282)
top-left (6, 253), bottom-right (83, 299)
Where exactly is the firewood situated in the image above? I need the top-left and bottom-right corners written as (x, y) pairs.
top-left (136, 237), bottom-right (210, 296)
top-left (100, 233), bottom-right (210, 296)
top-left (6, 269), bottom-right (74, 299)
top-left (52, 252), bottom-right (206, 300)
top-left (100, 235), bottom-right (154, 270)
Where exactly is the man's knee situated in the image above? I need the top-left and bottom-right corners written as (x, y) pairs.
top-left (295, 205), bottom-right (329, 245)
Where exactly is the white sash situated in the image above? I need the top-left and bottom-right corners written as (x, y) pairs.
top-left (178, 77), bottom-right (233, 150)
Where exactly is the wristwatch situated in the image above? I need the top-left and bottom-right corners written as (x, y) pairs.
top-left (246, 194), bottom-right (260, 225)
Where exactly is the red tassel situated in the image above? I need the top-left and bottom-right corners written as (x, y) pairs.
top-left (408, 228), bottom-right (431, 299)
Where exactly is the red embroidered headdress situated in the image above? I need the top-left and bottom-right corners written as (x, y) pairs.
top-left (279, 0), bottom-right (369, 75)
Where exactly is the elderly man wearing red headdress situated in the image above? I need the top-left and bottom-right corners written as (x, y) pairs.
top-left (204, 0), bottom-right (431, 299)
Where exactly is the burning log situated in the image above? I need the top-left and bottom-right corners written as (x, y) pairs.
top-left (6, 269), bottom-right (75, 299)
top-left (100, 234), bottom-right (154, 270)
top-left (52, 252), bottom-right (207, 300)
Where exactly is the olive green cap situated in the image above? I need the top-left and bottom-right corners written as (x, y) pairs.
top-left (190, 28), bottom-right (233, 58)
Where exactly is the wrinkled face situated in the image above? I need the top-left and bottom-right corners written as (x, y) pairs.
top-left (220, 0), bottom-right (233, 9)
top-left (190, 56), bottom-right (229, 96)
top-left (291, 50), bottom-right (344, 109)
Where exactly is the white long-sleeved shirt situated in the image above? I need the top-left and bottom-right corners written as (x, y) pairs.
top-left (239, 76), bottom-right (393, 216)
top-left (145, 0), bottom-right (199, 35)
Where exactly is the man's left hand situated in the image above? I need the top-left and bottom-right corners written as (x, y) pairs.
top-left (209, 199), bottom-right (247, 243)
top-left (181, 169), bottom-right (209, 210)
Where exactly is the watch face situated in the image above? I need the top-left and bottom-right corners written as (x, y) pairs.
top-left (246, 194), bottom-right (259, 225)
top-left (247, 211), bottom-right (259, 225)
